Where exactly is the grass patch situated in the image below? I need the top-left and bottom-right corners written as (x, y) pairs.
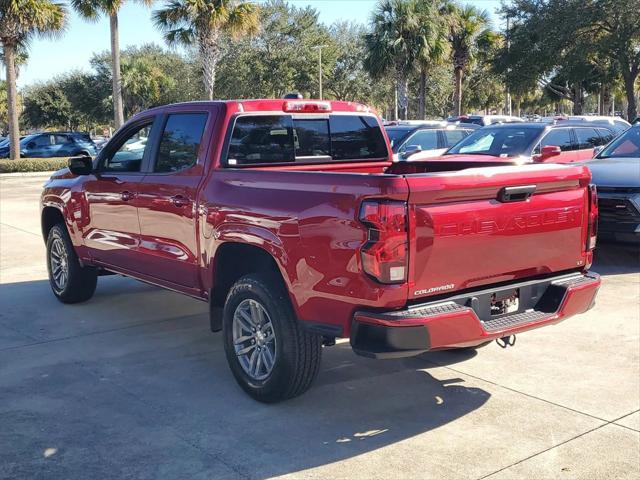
top-left (0, 157), bottom-right (69, 174)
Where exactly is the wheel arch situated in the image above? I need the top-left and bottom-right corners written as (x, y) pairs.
top-left (210, 242), bottom-right (289, 309)
top-left (41, 205), bottom-right (66, 241)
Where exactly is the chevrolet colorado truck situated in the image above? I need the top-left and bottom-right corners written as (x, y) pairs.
top-left (41, 100), bottom-right (601, 402)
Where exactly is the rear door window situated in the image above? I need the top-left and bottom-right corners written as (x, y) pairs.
top-left (154, 113), bottom-right (208, 173)
top-left (443, 129), bottom-right (469, 147)
top-left (226, 114), bottom-right (387, 166)
top-left (574, 128), bottom-right (601, 149)
top-left (596, 128), bottom-right (614, 145)
top-left (402, 129), bottom-right (439, 151)
top-left (540, 129), bottom-right (575, 151)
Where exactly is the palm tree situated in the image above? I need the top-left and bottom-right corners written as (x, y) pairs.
top-left (444, 3), bottom-right (490, 116)
top-left (153, 0), bottom-right (260, 101)
top-left (414, 0), bottom-right (449, 119)
top-left (1, 0), bottom-right (67, 160)
top-left (364, 0), bottom-right (422, 120)
top-left (71, 1), bottom-right (152, 129)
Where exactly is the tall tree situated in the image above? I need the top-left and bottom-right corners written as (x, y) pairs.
top-left (364, 0), bottom-right (425, 120)
top-left (444, 2), bottom-right (490, 116)
top-left (153, 0), bottom-right (260, 100)
top-left (414, 0), bottom-right (448, 119)
top-left (71, 0), bottom-right (152, 129)
top-left (0, 0), bottom-right (67, 160)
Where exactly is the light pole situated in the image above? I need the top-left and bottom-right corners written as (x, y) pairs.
top-left (313, 45), bottom-right (327, 100)
top-left (506, 15), bottom-right (512, 116)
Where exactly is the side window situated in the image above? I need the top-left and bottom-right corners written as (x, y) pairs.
top-left (54, 134), bottom-right (71, 145)
top-left (540, 129), bottom-right (574, 151)
top-left (227, 115), bottom-right (294, 165)
top-left (155, 113), bottom-right (208, 173)
top-left (443, 129), bottom-right (468, 147)
top-left (31, 135), bottom-right (52, 148)
top-left (574, 128), bottom-right (601, 149)
top-left (596, 128), bottom-right (614, 145)
top-left (403, 129), bottom-right (439, 151)
top-left (102, 122), bottom-right (153, 173)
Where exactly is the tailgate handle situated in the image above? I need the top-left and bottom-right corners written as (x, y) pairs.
top-left (497, 185), bottom-right (536, 203)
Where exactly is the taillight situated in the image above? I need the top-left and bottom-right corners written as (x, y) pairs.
top-left (587, 184), bottom-right (598, 250)
top-left (359, 200), bottom-right (408, 284)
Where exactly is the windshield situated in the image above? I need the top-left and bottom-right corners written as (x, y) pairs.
top-left (384, 127), bottom-right (413, 149)
top-left (599, 127), bottom-right (640, 159)
top-left (446, 126), bottom-right (542, 157)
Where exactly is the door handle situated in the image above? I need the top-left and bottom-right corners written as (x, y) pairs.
top-left (171, 195), bottom-right (190, 207)
top-left (121, 191), bottom-right (135, 201)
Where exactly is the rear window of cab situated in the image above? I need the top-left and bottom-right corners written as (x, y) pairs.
top-left (225, 114), bottom-right (388, 166)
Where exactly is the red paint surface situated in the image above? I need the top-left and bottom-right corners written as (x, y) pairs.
top-left (41, 99), bottom-right (599, 342)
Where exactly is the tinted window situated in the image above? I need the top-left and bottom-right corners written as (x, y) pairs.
top-left (293, 119), bottom-right (330, 158)
top-left (228, 116), bottom-right (294, 165)
top-left (155, 113), bottom-right (208, 173)
top-left (385, 127), bottom-right (413, 149)
top-left (54, 134), bottom-right (71, 145)
top-left (448, 126), bottom-right (541, 157)
top-left (540, 129), bottom-right (574, 151)
top-left (574, 128), bottom-right (601, 149)
top-left (103, 122), bottom-right (153, 173)
top-left (596, 128), bottom-right (614, 145)
top-left (227, 114), bottom-right (387, 165)
top-left (443, 129), bottom-right (469, 147)
top-left (30, 135), bottom-right (52, 148)
top-left (599, 127), bottom-right (640, 158)
top-left (329, 115), bottom-right (387, 160)
top-left (402, 129), bottom-right (439, 151)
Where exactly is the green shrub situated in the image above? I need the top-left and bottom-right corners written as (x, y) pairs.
top-left (0, 157), bottom-right (70, 174)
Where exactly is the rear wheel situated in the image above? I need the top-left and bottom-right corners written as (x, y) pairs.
top-left (223, 272), bottom-right (322, 403)
top-left (46, 224), bottom-right (97, 303)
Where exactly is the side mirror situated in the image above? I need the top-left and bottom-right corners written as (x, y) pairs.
top-left (68, 155), bottom-right (93, 175)
top-left (27, 141), bottom-right (36, 149)
top-left (539, 145), bottom-right (562, 160)
top-left (400, 144), bottom-right (422, 160)
top-left (593, 145), bottom-right (604, 157)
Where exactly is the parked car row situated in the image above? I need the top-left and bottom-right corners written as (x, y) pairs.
top-left (383, 115), bottom-right (638, 244)
top-left (0, 132), bottom-right (98, 159)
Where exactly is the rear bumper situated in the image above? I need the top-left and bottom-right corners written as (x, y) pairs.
top-left (351, 271), bottom-right (600, 359)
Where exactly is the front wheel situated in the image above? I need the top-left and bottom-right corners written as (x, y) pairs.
top-left (223, 273), bottom-right (322, 403)
top-left (46, 224), bottom-right (97, 303)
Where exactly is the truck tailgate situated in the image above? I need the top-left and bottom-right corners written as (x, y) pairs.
top-left (406, 164), bottom-right (591, 300)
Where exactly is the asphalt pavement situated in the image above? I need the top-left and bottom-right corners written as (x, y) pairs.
top-left (1, 173), bottom-right (638, 479)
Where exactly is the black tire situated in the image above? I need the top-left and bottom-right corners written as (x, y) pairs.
top-left (223, 272), bottom-right (322, 403)
top-left (46, 223), bottom-right (97, 304)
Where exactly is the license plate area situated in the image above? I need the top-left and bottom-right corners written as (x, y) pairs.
top-left (491, 288), bottom-right (520, 316)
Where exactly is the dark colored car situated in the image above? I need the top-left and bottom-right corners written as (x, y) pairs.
top-left (446, 114), bottom-right (524, 126)
top-left (435, 121), bottom-right (617, 165)
top-left (0, 132), bottom-right (97, 159)
top-left (385, 123), bottom-right (477, 160)
top-left (585, 125), bottom-right (640, 244)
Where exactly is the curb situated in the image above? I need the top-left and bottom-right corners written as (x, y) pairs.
top-left (0, 171), bottom-right (55, 178)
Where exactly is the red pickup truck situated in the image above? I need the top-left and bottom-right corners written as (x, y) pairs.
top-left (41, 99), bottom-right (601, 402)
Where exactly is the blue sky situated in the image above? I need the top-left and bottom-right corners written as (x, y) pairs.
top-left (8, 0), bottom-right (502, 88)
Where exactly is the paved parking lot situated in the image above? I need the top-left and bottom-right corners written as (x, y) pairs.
top-left (1, 173), bottom-right (639, 480)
